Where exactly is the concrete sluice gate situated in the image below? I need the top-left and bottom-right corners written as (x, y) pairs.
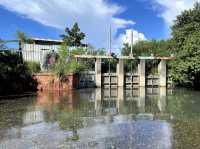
top-left (75, 55), bottom-right (174, 89)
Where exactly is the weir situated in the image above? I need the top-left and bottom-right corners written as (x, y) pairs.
top-left (75, 55), bottom-right (174, 88)
top-left (94, 87), bottom-right (170, 117)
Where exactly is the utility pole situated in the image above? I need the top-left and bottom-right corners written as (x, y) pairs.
top-left (109, 25), bottom-right (112, 56)
top-left (130, 30), bottom-right (133, 77)
top-left (130, 30), bottom-right (133, 57)
top-left (109, 25), bottom-right (112, 86)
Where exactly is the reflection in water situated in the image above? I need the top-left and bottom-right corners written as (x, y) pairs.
top-left (95, 87), bottom-right (167, 118)
top-left (0, 88), bottom-right (200, 148)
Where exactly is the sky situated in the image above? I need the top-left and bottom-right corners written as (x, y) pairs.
top-left (0, 0), bottom-right (199, 52)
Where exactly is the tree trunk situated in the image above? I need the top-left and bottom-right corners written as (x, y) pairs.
top-left (19, 41), bottom-right (23, 63)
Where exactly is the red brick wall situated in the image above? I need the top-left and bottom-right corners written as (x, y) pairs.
top-left (33, 73), bottom-right (78, 91)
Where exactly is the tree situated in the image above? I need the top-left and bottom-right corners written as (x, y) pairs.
top-left (52, 44), bottom-right (86, 81)
top-left (16, 30), bottom-right (28, 51)
top-left (60, 22), bottom-right (86, 47)
top-left (170, 2), bottom-right (200, 87)
top-left (0, 39), bottom-right (7, 50)
top-left (16, 30), bottom-right (29, 61)
top-left (121, 40), bottom-right (171, 73)
top-left (0, 51), bottom-right (38, 94)
top-left (121, 40), bottom-right (171, 57)
top-left (1, 31), bottom-right (31, 62)
top-left (171, 3), bottom-right (200, 51)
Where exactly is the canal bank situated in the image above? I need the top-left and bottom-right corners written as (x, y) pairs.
top-left (33, 55), bottom-right (174, 91)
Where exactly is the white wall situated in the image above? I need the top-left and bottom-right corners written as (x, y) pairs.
top-left (22, 43), bottom-right (60, 62)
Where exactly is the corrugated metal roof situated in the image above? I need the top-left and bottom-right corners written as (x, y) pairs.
top-left (30, 37), bottom-right (63, 43)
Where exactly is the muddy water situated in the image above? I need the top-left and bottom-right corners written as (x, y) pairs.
top-left (0, 88), bottom-right (200, 149)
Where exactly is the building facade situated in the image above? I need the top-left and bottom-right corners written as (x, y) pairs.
top-left (22, 38), bottom-right (63, 63)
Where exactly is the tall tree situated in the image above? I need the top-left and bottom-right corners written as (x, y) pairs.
top-left (170, 2), bottom-right (200, 87)
top-left (16, 30), bottom-right (28, 51)
top-left (121, 40), bottom-right (171, 73)
top-left (1, 31), bottom-right (31, 62)
top-left (121, 40), bottom-right (171, 57)
top-left (16, 30), bottom-right (32, 62)
top-left (0, 38), bottom-right (7, 50)
top-left (60, 22), bottom-right (86, 47)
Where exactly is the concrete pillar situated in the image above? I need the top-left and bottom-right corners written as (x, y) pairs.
top-left (139, 59), bottom-right (146, 87)
top-left (117, 87), bottom-right (124, 114)
top-left (95, 88), bottom-right (102, 116)
top-left (95, 58), bottom-right (102, 87)
top-left (158, 60), bottom-right (167, 87)
top-left (158, 87), bottom-right (167, 112)
top-left (117, 59), bottom-right (124, 87)
top-left (138, 87), bottom-right (146, 113)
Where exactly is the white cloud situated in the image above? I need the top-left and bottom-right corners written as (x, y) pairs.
top-left (122, 29), bottom-right (146, 45)
top-left (151, 0), bottom-right (200, 26)
top-left (0, 0), bottom-right (137, 49)
top-left (109, 29), bottom-right (146, 55)
top-left (113, 29), bottom-right (146, 53)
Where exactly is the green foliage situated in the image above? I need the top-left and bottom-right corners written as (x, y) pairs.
top-left (26, 61), bottom-right (41, 73)
top-left (170, 2), bottom-right (200, 87)
top-left (171, 3), bottom-right (200, 50)
top-left (0, 51), bottom-right (37, 94)
top-left (16, 30), bottom-right (28, 43)
top-left (60, 22), bottom-right (86, 47)
top-left (102, 52), bottom-right (118, 73)
top-left (170, 32), bottom-right (200, 86)
top-left (121, 40), bottom-right (171, 74)
top-left (52, 44), bottom-right (69, 80)
top-left (70, 47), bottom-right (88, 55)
top-left (121, 40), bottom-right (171, 57)
top-left (67, 59), bottom-right (86, 73)
top-left (93, 48), bottom-right (107, 55)
top-left (52, 44), bottom-right (87, 80)
top-left (0, 40), bottom-right (7, 51)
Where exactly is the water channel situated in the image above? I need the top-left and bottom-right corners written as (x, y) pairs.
top-left (0, 88), bottom-right (200, 149)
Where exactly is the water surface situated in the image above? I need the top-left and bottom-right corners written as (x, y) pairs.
top-left (0, 88), bottom-right (200, 149)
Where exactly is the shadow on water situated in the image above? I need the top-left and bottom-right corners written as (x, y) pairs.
top-left (0, 88), bottom-right (200, 148)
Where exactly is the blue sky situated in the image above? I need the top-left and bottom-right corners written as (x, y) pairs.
top-left (0, 0), bottom-right (198, 50)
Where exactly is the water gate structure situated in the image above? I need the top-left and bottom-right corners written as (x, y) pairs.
top-left (75, 55), bottom-right (174, 88)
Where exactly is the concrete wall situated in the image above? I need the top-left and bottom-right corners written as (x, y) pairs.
top-left (93, 58), bottom-right (169, 88)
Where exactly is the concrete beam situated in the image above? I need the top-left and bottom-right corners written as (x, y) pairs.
top-left (158, 60), bottom-right (167, 87)
top-left (95, 58), bottom-right (102, 87)
top-left (139, 60), bottom-right (146, 87)
top-left (117, 59), bottom-right (124, 87)
top-left (74, 55), bottom-right (175, 60)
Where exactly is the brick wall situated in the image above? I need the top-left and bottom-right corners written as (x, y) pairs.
top-left (33, 73), bottom-right (78, 91)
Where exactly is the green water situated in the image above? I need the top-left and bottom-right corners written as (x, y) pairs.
top-left (0, 88), bottom-right (200, 149)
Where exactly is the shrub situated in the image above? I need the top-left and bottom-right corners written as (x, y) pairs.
top-left (67, 59), bottom-right (86, 73)
top-left (52, 44), bottom-right (87, 81)
top-left (26, 61), bottom-right (41, 73)
top-left (0, 51), bottom-right (38, 95)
